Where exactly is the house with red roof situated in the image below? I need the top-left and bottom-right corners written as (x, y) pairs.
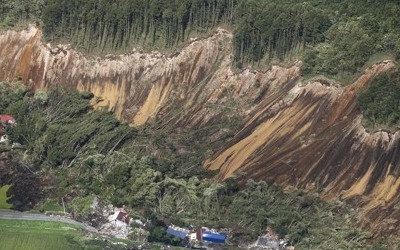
top-left (108, 208), bottom-right (130, 225)
top-left (0, 115), bottom-right (16, 126)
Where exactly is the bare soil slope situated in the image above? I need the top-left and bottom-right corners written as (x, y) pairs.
top-left (0, 25), bottom-right (399, 237)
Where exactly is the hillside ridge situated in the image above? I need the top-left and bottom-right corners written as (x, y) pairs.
top-left (0, 25), bottom-right (399, 238)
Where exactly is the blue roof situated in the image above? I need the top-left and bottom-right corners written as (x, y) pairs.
top-left (202, 231), bottom-right (226, 244)
top-left (166, 227), bottom-right (188, 239)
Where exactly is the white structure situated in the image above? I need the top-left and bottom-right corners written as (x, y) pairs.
top-left (0, 135), bottom-right (8, 143)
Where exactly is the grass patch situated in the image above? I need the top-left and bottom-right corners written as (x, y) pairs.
top-left (0, 219), bottom-right (128, 250)
top-left (37, 199), bottom-right (64, 212)
top-left (0, 232), bottom-right (80, 250)
top-left (0, 220), bottom-right (81, 250)
top-left (0, 185), bottom-right (12, 209)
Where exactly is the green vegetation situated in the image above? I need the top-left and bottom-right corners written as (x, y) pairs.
top-left (0, 1), bottom-right (43, 29)
top-left (0, 185), bottom-right (13, 208)
top-left (37, 199), bottom-right (64, 212)
top-left (2, 1), bottom-right (399, 79)
top-left (41, 0), bottom-right (235, 53)
top-left (0, 219), bottom-right (128, 250)
top-left (357, 67), bottom-right (400, 132)
top-left (1, 0), bottom-right (399, 246)
top-left (0, 81), bottom-right (390, 248)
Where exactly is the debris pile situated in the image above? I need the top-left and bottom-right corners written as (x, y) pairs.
top-left (98, 206), bottom-right (131, 239)
top-left (248, 227), bottom-right (294, 250)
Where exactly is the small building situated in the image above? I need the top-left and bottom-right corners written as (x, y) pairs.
top-left (0, 115), bottom-right (16, 126)
top-left (166, 225), bottom-right (227, 246)
top-left (202, 230), bottom-right (226, 244)
top-left (108, 209), bottom-right (130, 225)
top-left (166, 226), bottom-right (189, 239)
top-left (193, 227), bottom-right (227, 244)
top-left (0, 134), bottom-right (8, 143)
top-left (116, 211), bottom-right (130, 224)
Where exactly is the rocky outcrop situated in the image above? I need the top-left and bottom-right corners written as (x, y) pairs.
top-left (1, 25), bottom-right (400, 238)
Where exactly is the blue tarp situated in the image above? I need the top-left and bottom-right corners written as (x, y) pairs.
top-left (202, 231), bottom-right (226, 243)
top-left (166, 227), bottom-right (188, 239)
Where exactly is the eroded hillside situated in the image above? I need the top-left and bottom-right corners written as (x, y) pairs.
top-left (206, 60), bottom-right (400, 237)
top-left (0, 25), bottom-right (298, 128)
top-left (0, 25), bottom-right (399, 238)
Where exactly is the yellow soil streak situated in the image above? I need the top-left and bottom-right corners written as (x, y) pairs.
top-left (77, 79), bottom-right (127, 119)
top-left (344, 162), bottom-right (400, 211)
top-left (14, 41), bottom-right (33, 81)
top-left (206, 101), bottom-right (315, 179)
top-left (365, 174), bottom-right (400, 211)
top-left (133, 80), bottom-right (172, 126)
top-left (342, 168), bottom-right (374, 198)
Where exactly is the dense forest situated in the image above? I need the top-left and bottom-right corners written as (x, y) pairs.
top-left (2, 0), bottom-right (400, 76)
top-left (0, 82), bottom-right (387, 248)
top-left (357, 66), bottom-right (400, 131)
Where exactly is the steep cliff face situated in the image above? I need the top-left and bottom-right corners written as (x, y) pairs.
top-left (205, 60), bottom-right (400, 237)
top-left (0, 25), bottom-right (298, 128)
top-left (0, 25), bottom-right (399, 237)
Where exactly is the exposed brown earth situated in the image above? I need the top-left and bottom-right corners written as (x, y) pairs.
top-left (0, 25), bottom-right (399, 238)
top-left (0, 25), bottom-right (297, 128)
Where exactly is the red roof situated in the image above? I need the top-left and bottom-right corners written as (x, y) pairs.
top-left (0, 115), bottom-right (15, 124)
top-left (116, 211), bottom-right (129, 224)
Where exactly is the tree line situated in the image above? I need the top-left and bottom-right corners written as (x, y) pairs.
top-left (2, 0), bottom-right (400, 78)
top-left (41, 0), bottom-right (236, 52)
